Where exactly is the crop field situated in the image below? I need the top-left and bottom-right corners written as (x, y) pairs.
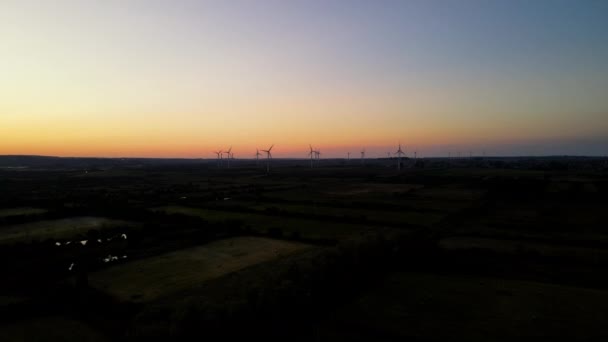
top-left (89, 237), bottom-right (313, 302)
top-left (319, 272), bottom-right (608, 340)
top-left (0, 217), bottom-right (135, 245)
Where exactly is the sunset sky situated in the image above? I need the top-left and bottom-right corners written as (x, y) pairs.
top-left (2, 0), bottom-right (607, 158)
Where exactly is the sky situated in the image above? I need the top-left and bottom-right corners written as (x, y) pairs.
top-left (1, 0), bottom-right (607, 158)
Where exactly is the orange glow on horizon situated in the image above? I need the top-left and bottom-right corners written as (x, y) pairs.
top-left (2, 2), bottom-right (607, 157)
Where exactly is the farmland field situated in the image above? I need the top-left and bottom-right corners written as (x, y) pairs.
top-left (1, 156), bottom-right (607, 341)
top-left (89, 237), bottom-right (313, 302)
top-left (0, 207), bottom-right (47, 218)
top-left (319, 272), bottom-right (608, 340)
top-left (153, 206), bottom-right (373, 240)
top-left (0, 217), bottom-right (135, 245)
top-left (439, 237), bottom-right (608, 263)
top-left (0, 316), bottom-right (107, 342)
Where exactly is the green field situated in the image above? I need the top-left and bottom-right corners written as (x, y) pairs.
top-left (261, 183), bottom-right (480, 214)
top-left (208, 199), bottom-right (444, 227)
top-left (0, 316), bottom-right (107, 342)
top-left (0, 217), bottom-right (134, 245)
top-left (0, 207), bottom-right (47, 218)
top-left (320, 272), bottom-right (608, 340)
top-left (259, 202), bottom-right (442, 226)
top-left (439, 237), bottom-right (608, 263)
top-left (89, 237), bottom-right (313, 303)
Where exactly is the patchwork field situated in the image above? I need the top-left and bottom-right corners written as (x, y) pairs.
top-left (89, 237), bottom-right (313, 303)
top-left (1, 157), bottom-right (606, 341)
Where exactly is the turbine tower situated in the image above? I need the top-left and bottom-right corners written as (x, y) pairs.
top-left (214, 150), bottom-right (222, 168)
top-left (395, 143), bottom-right (405, 171)
top-left (308, 145), bottom-right (315, 168)
top-left (223, 147), bottom-right (232, 168)
top-left (361, 148), bottom-right (365, 165)
top-left (255, 149), bottom-right (262, 166)
top-left (261, 144), bottom-right (274, 173)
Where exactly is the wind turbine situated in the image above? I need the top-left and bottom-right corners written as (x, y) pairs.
top-left (255, 149), bottom-right (262, 166)
top-left (361, 149), bottom-right (366, 165)
top-left (214, 150), bottom-right (222, 168)
top-left (347, 152), bottom-right (350, 163)
top-left (223, 147), bottom-right (232, 168)
top-left (261, 144), bottom-right (274, 173)
top-left (308, 145), bottom-right (315, 168)
top-left (395, 143), bottom-right (405, 171)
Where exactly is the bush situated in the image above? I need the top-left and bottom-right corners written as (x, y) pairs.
top-left (268, 227), bottom-right (283, 238)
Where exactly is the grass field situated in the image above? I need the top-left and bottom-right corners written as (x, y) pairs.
top-left (0, 316), bottom-right (107, 342)
top-left (261, 184), bottom-right (480, 214)
top-left (0, 207), bottom-right (47, 218)
top-left (255, 202), bottom-right (443, 226)
top-left (0, 295), bottom-right (27, 308)
top-left (321, 183), bottom-right (424, 196)
top-left (439, 237), bottom-right (608, 263)
top-left (207, 199), bottom-right (444, 227)
top-left (0, 217), bottom-right (134, 245)
top-left (320, 272), bottom-right (608, 341)
top-left (89, 237), bottom-right (313, 303)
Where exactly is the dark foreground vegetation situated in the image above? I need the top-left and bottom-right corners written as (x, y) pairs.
top-left (1, 155), bottom-right (608, 341)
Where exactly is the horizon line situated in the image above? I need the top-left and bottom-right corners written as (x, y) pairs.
top-left (1, 154), bottom-right (606, 160)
